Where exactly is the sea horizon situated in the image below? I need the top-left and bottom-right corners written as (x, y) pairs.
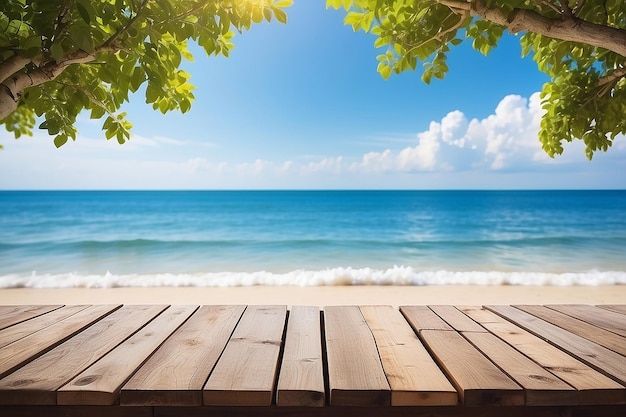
top-left (1, 189), bottom-right (625, 288)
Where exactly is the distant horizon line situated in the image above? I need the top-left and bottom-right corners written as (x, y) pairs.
top-left (2, 188), bottom-right (625, 192)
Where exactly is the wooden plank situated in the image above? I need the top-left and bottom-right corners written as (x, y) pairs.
top-left (203, 305), bottom-right (287, 406)
top-left (0, 405), bottom-right (616, 417)
top-left (360, 305), bottom-right (457, 406)
top-left (57, 305), bottom-right (197, 405)
top-left (0, 305), bottom-right (63, 330)
top-left (0, 305), bottom-right (91, 349)
top-left (0, 305), bottom-right (120, 379)
top-left (462, 331), bottom-right (576, 406)
top-left (153, 405), bottom-right (623, 417)
top-left (276, 306), bottom-right (325, 407)
top-left (0, 405), bottom-right (154, 417)
top-left (547, 304), bottom-right (626, 338)
top-left (399, 306), bottom-right (454, 332)
top-left (598, 305), bottom-right (626, 315)
top-left (488, 305), bottom-right (626, 385)
top-left (419, 329), bottom-right (523, 406)
top-left (323, 306), bottom-right (390, 406)
top-left (516, 305), bottom-right (626, 356)
top-left (0, 305), bottom-right (167, 405)
top-left (461, 306), bottom-right (625, 405)
top-left (572, 405), bottom-right (626, 417)
top-left (121, 305), bottom-right (245, 406)
top-left (428, 305), bottom-right (486, 332)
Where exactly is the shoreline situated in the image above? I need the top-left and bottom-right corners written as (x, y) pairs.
top-left (1, 285), bottom-right (624, 307)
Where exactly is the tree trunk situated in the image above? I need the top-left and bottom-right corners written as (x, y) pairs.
top-left (439, 0), bottom-right (626, 58)
top-left (0, 50), bottom-right (99, 121)
top-left (0, 84), bottom-right (19, 120)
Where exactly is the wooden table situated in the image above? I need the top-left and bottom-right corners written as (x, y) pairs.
top-left (0, 304), bottom-right (624, 417)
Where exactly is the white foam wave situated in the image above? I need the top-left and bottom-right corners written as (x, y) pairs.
top-left (1, 267), bottom-right (625, 288)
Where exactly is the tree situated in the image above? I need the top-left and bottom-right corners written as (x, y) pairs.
top-left (327, 0), bottom-right (626, 159)
top-left (0, 0), bottom-right (292, 148)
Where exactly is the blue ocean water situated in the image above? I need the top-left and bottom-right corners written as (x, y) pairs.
top-left (0, 190), bottom-right (625, 287)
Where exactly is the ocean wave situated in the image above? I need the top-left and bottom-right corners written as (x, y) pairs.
top-left (1, 267), bottom-right (625, 288)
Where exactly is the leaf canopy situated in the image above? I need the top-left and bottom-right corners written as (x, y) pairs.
top-left (0, 0), bottom-right (292, 147)
top-left (327, 0), bottom-right (626, 159)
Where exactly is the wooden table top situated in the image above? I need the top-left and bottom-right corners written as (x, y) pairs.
top-left (0, 304), bottom-right (624, 417)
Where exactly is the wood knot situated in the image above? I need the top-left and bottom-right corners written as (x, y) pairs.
top-left (74, 375), bottom-right (99, 386)
top-left (184, 338), bottom-right (201, 346)
top-left (528, 374), bottom-right (553, 382)
top-left (259, 340), bottom-right (281, 346)
top-left (10, 379), bottom-right (35, 387)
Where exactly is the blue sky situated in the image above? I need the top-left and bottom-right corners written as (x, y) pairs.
top-left (1, 1), bottom-right (625, 190)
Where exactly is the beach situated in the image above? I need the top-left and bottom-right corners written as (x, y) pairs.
top-left (1, 285), bottom-right (624, 307)
top-left (2, 191), bottom-right (625, 305)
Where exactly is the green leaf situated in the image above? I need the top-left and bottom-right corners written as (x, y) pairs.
top-left (274, 9), bottom-right (287, 24)
top-left (379, 63), bottom-right (392, 80)
top-left (70, 29), bottom-right (94, 53)
top-left (54, 135), bottom-right (68, 148)
top-left (50, 43), bottom-right (64, 62)
top-left (76, 2), bottom-right (91, 24)
top-left (274, 0), bottom-right (294, 7)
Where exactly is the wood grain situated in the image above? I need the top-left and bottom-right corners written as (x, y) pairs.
top-left (461, 306), bottom-right (625, 405)
top-left (203, 305), bottom-right (287, 406)
top-left (399, 306), bottom-right (454, 332)
top-left (0, 305), bottom-right (119, 379)
top-left (463, 331), bottom-right (576, 406)
top-left (0, 305), bottom-right (63, 330)
top-left (488, 305), bottom-right (626, 385)
top-left (547, 304), bottom-right (626, 338)
top-left (598, 305), bottom-right (626, 315)
top-left (0, 305), bottom-right (90, 350)
top-left (419, 329), bottom-right (523, 406)
top-left (360, 305), bottom-right (457, 406)
top-left (0, 305), bottom-right (166, 405)
top-left (0, 303), bottom-right (624, 416)
top-left (57, 305), bottom-right (197, 405)
top-left (515, 305), bottom-right (626, 356)
top-left (324, 306), bottom-right (390, 406)
top-left (121, 305), bottom-right (245, 406)
top-left (428, 305), bottom-right (486, 332)
top-left (276, 306), bottom-right (325, 407)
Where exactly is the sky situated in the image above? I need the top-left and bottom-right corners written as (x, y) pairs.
top-left (1, 1), bottom-right (625, 190)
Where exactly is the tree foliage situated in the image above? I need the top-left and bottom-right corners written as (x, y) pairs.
top-left (328, 0), bottom-right (626, 159)
top-left (0, 0), bottom-right (292, 148)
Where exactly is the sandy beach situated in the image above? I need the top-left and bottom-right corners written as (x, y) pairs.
top-left (0, 285), bottom-right (624, 307)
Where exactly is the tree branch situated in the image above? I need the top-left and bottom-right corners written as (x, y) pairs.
top-left (102, 0), bottom-right (149, 48)
top-left (438, 0), bottom-right (626, 57)
top-left (597, 65), bottom-right (626, 87)
top-left (0, 55), bottom-right (32, 84)
top-left (403, 9), bottom-right (469, 55)
top-left (559, 0), bottom-right (574, 18)
top-left (0, 46), bottom-right (118, 121)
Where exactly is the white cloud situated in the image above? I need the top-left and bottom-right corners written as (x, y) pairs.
top-left (2, 92), bottom-right (625, 190)
top-left (440, 110), bottom-right (468, 147)
top-left (398, 124), bottom-right (440, 171)
top-left (302, 156), bottom-right (343, 174)
top-left (349, 92), bottom-right (581, 174)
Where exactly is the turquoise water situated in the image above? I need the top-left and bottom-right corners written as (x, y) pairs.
top-left (1, 190), bottom-right (625, 287)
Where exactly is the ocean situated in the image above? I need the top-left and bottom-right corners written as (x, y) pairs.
top-left (0, 190), bottom-right (625, 288)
